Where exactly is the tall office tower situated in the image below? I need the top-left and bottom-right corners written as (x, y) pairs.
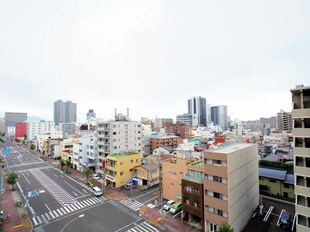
top-left (54, 100), bottom-right (77, 126)
top-left (276, 110), bottom-right (293, 131)
top-left (188, 96), bottom-right (207, 127)
top-left (96, 110), bottom-right (142, 175)
top-left (4, 112), bottom-right (27, 133)
top-left (207, 104), bottom-right (211, 127)
top-left (211, 105), bottom-right (228, 131)
top-left (204, 143), bottom-right (259, 232)
top-left (291, 85), bottom-right (310, 231)
top-left (86, 109), bottom-right (96, 121)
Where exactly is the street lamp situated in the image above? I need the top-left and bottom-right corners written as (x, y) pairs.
top-left (60, 214), bottom-right (84, 232)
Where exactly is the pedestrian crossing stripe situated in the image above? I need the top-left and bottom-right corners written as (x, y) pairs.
top-left (7, 161), bottom-right (45, 168)
top-left (32, 196), bottom-right (107, 227)
top-left (120, 198), bottom-right (144, 212)
top-left (15, 166), bottom-right (52, 173)
top-left (127, 221), bottom-right (159, 232)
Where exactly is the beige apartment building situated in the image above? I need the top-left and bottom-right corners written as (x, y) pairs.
top-left (204, 143), bottom-right (259, 232)
top-left (291, 85), bottom-right (310, 231)
top-left (162, 151), bottom-right (195, 201)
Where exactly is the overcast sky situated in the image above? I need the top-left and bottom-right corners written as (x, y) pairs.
top-left (0, 1), bottom-right (309, 122)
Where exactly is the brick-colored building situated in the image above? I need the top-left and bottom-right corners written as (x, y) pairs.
top-left (166, 121), bottom-right (191, 139)
top-left (151, 136), bottom-right (182, 153)
top-left (182, 160), bottom-right (204, 230)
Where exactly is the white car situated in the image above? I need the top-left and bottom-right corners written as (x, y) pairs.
top-left (163, 200), bottom-right (175, 211)
top-left (93, 174), bottom-right (100, 180)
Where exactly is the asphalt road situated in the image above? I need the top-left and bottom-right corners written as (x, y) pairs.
top-left (2, 143), bottom-right (161, 232)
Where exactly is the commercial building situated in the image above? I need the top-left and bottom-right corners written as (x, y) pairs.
top-left (15, 123), bottom-right (27, 140)
top-left (54, 100), bottom-right (77, 126)
top-left (166, 121), bottom-right (191, 139)
top-left (26, 121), bottom-right (58, 141)
top-left (277, 110), bottom-right (293, 132)
top-left (154, 118), bottom-right (173, 130)
top-left (176, 113), bottom-right (198, 126)
top-left (204, 143), bottom-right (259, 232)
top-left (96, 110), bottom-right (142, 176)
top-left (59, 122), bottom-right (76, 136)
top-left (105, 152), bottom-right (142, 188)
top-left (4, 112), bottom-right (27, 132)
top-left (188, 96), bottom-right (207, 127)
top-left (151, 135), bottom-right (182, 153)
top-left (291, 84), bottom-right (310, 231)
top-left (211, 105), bottom-right (228, 131)
top-left (0, 118), bottom-right (5, 133)
top-left (86, 109), bottom-right (96, 121)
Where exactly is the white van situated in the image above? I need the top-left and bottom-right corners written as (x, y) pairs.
top-left (93, 186), bottom-right (103, 197)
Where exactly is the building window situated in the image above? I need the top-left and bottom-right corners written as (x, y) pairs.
top-left (283, 183), bottom-right (290, 188)
top-left (213, 176), bottom-right (222, 183)
top-left (209, 223), bottom-right (217, 232)
top-left (213, 160), bottom-right (222, 166)
top-left (130, 160), bottom-right (133, 163)
top-left (120, 162), bottom-right (124, 165)
top-left (136, 159), bottom-right (139, 163)
top-left (120, 171), bottom-right (124, 176)
top-left (269, 179), bottom-right (276, 183)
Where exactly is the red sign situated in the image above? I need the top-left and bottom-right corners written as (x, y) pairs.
top-left (102, 160), bottom-right (106, 168)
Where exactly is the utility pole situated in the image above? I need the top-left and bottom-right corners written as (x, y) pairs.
top-left (102, 159), bottom-right (106, 195)
top-left (158, 155), bottom-right (163, 228)
top-left (130, 168), bottom-right (135, 198)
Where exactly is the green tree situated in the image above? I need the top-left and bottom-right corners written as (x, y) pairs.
top-left (30, 144), bottom-right (36, 151)
top-left (217, 222), bottom-right (234, 232)
top-left (16, 139), bottom-right (21, 144)
top-left (7, 171), bottom-right (19, 190)
top-left (83, 168), bottom-right (92, 183)
top-left (65, 159), bottom-right (71, 173)
top-left (59, 159), bottom-right (66, 170)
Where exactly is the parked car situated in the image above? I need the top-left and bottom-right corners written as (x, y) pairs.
top-left (169, 202), bottom-right (182, 214)
top-left (279, 211), bottom-right (293, 229)
top-left (257, 203), bottom-right (265, 218)
top-left (163, 200), bottom-right (175, 211)
top-left (92, 186), bottom-right (103, 197)
top-left (93, 174), bottom-right (100, 180)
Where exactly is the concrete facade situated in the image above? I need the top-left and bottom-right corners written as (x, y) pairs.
top-left (291, 85), bottom-right (310, 231)
top-left (204, 143), bottom-right (259, 232)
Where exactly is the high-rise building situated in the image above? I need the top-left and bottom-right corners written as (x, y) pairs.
top-left (211, 105), bottom-right (228, 131)
top-left (4, 112), bottom-right (27, 133)
top-left (204, 143), bottom-right (259, 232)
top-left (53, 100), bottom-right (76, 126)
top-left (188, 96), bottom-right (207, 127)
top-left (86, 109), bottom-right (96, 121)
top-left (291, 84), bottom-right (310, 231)
top-left (276, 110), bottom-right (292, 132)
top-left (0, 118), bottom-right (5, 133)
top-left (96, 110), bottom-right (142, 175)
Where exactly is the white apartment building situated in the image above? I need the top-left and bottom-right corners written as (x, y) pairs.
top-left (72, 136), bottom-right (97, 173)
top-left (27, 121), bottom-right (62, 141)
top-left (192, 127), bottom-right (215, 140)
top-left (96, 119), bottom-right (142, 175)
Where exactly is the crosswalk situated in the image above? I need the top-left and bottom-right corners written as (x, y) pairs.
top-left (15, 166), bottom-right (51, 173)
top-left (32, 169), bottom-right (77, 206)
top-left (127, 222), bottom-right (159, 232)
top-left (8, 161), bottom-right (45, 168)
top-left (120, 198), bottom-right (144, 212)
top-left (32, 196), bottom-right (106, 227)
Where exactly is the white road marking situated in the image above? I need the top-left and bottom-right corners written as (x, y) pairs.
top-left (45, 203), bottom-right (51, 212)
top-left (277, 209), bottom-right (285, 226)
top-left (173, 211), bottom-right (182, 218)
top-left (264, 206), bottom-right (274, 222)
top-left (22, 173), bottom-right (31, 184)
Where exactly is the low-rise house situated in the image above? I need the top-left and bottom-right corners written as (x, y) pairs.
top-left (259, 167), bottom-right (294, 202)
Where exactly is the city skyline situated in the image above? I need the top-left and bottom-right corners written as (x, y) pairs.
top-left (0, 1), bottom-right (309, 121)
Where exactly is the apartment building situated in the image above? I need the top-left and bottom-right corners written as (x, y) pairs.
top-left (204, 143), bottom-right (259, 232)
top-left (151, 135), bottom-right (182, 153)
top-left (105, 152), bottom-right (142, 188)
top-left (162, 151), bottom-right (196, 201)
top-left (182, 160), bottom-right (204, 230)
top-left (26, 121), bottom-right (60, 141)
top-left (72, 136), bottom-right (97, 172)
top-left (96, 119), bottom-right (142, 175)
top-left (277, 110), bottom-right (293, 132)
top-left (166, 121), bottom-right (191, 139)
top-left (291, 84), bottom-right (310, 231)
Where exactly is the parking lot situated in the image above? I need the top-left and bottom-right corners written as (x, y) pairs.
top-left (242, 197), bottom-right (295, 232)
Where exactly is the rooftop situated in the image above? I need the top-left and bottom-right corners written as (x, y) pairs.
top-left (211, 143), bottom-right (255, 154)
top-left (188, 160), bottom-right (204, 167)
top-left (109, 152), bottom-right (140, 158)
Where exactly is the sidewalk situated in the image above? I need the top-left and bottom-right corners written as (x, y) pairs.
top-left (1, 178), bottom-right (31, 232)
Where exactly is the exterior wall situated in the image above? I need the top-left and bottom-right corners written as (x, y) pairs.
top-left (96, 120), bottom-right (142, 175)
top-left (291, 85), bottom-right (310, 231)
top-left (151, 136), bottom-right (182, 153)
top-left (259, 177), bottom-right (295, 200)
top-left (5, 112), bottom-right (27, 131)
top-left (162, 158), bottom-right (189, 201)
top-left (135, 165), bottom-right (159, 187)
top-left (26, 121), bottom-right (57, 141)
top-left (204, 144), bottom-right (259, 232)
top-left (105, 153), bottom-right (142, 188)
top-left (15, 123), bottom-right (27, 140)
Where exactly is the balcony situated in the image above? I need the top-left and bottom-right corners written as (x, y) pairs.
top-left (204, 195), bottom-right (228, 212)
top-left (97, 126), bottom-right (110, 131)
top-left (204, 180), bottom-right (228, 195)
